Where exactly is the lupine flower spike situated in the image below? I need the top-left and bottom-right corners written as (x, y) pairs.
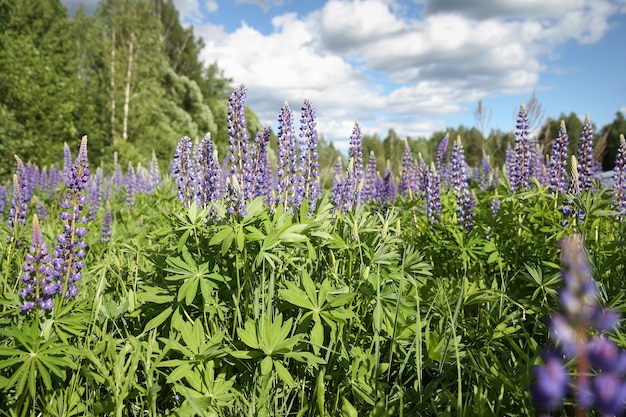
top-left (532, 235), bottom-right (626, 416)
top-left (227, 84), bottom-right (252, 215)
top-left (20, 214), bottom-right (55, 312)
top-left (399, 141), bottom-right (415, 198)
top-left (52, 136), bottom-right (90, 302)
top-left (277, 102), bottom-right (297, 211)
top-left (549, 120), bottom-right (570, 196)
top-left (348, 121), bottom-right (364, 203)
top-left (425, 162), bottom-right (441, 227)
top-left (612, 134), bottom-right (626, 220)
top-left (449, 136), bottom-right (474, 230)
top-left (101, 201), bottom-right (112, 243)
top-left (510, 103), bottom-right (532, 191)
top-left (299, 99), bottom-right (321, 213)
top-left (576, 114), bottom-right (596, 193)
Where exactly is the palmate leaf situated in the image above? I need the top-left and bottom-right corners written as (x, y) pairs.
top-left (0, 324), bottom-right (78, 398)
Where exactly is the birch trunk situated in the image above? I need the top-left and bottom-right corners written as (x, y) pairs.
top-left (122, 29), bottom-right (134, 141)
top-left (110, 26), bottom-right (116, 142)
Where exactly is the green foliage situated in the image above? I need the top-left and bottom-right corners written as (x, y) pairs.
top-left (2, 166), bottom-right (626, 416)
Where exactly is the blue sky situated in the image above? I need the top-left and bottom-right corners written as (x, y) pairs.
top-left (64, 0), bottom-right (626, 150)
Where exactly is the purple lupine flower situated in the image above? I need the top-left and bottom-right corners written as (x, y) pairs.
top-left (300, 99), bottom-right (321, 213)
top-left (491, 197), bottom-right (501, 218)
top-left (436, 133), bottom-right (449, 180)
top-left (101, 201), bottom-right (112, 243)
top-left (62, 142), bottom-right (72, 184)
top-left (577, 114), bottom-right (596, 193)
top-left (330, 157), bottom-right (344, 211)
top-left (0, 181), bottom-right (7, 220)
top-left (398, 142), bottom-right (416, 198)
top-left (425, 162), bottom-right (441, 226)
top-left (277, 102), bottom-right (297, 210)
top-left (449, 137), bottom-right (474, 230)
top-left (612, 135), bottom-right (626, 219)
top-left (593, 372), bottom-right (626, 416)
top-left (348, 121), bottom-right (364, 201)
top-left (134, 163), bottom-right (148, 194)
top-left (549, 120), bottom-right (570, 196)
top-left (34, 197), bottom-right (47, 221)
top-left (8, 157), bottom-right (29, 235)
top-left (533, 235), bottom-right (626, 415)
top-left (381, 161), bottom-right (396, 205)
top-left (415, 153), bottom-right (428, 195)
top-left (147, 151), bottom-right (161, 193)
top-left (250, 125), bottom-right (273, 203)
top-left (24, 162), bottom-right (38, 201)
top-left (480, 151), bottom-right (492, 191)
top-left (20, 214), bottom-right (56, 312)
top-left (125, 162), bottom-right (137, 209)
top-left (510, 104), bottom-right (532, 191)
top-left (48, 164), bottom-right (63, 191)
top-left (362, 151), bottom-right (378, 204)
top-left (66, 137), bottom-right (90, 192)
top-left (39, 166), bottom-right (50, 198)
top-left (531, 352), bottom-right (569, 410)
top-left (51, 136), bottom-right (90, 301)
top-left (194, 134), bottom-right (223, 208)
top-left (227, 85), bottom-right (252, 215)
top-left (172, 136), bottom-right (195, 207)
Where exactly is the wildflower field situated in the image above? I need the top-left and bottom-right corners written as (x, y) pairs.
top-left (2, 85), bottom-right (626, 417)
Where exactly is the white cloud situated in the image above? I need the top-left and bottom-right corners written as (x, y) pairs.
top-left (235, 0), bottom-right (284, 12)
top-left (198, 0), bottom-right (624, 143)
top-left (205, 0), bottom-right (219, 12)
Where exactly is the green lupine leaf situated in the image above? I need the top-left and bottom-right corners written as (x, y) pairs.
top-left (178, 277), bottom-right (199, 305)
top-left (237, 323), bottom-right (259, 350)
top-left (260, 356), bottom-right (273, 375)
top-left (246, 226), bottom-right (266, 242)
top-left (208, 226), bottom-right (233, 246)
top-left (284, 351), bottom-right (325, 365)
top-left (341, 397), bottom-right (359, 417)
top-left (168, 363), bottom-right (193, 383)
top-left (144, 307), bottom-right (173, 332)
top-left (280, 284), bottom-right (315, 310)
top-left (310, 319), bottom-right (324, 355)
top-left (274, 360), bottom-right (296, 387)
top-left (229, 350), bottom-right (263, 360)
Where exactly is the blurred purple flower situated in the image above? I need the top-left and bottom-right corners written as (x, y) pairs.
top-left (101, 201), bottom-right (112, 243)
top-left (533, 235), bottom-right (626, 416)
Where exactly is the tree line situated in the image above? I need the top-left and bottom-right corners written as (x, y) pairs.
top-left (1, 0), bottom-right (624, 182)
